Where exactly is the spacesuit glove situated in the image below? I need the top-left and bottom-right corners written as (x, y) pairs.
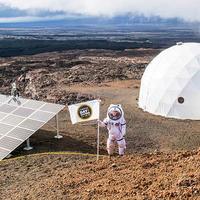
top-left (97, 120), bottom-right (106, 127)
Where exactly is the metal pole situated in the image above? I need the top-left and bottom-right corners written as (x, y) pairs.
top-left (54, 114), bottom-right (63, 139)
top-left (23, 138), bottom-right (33, 151)
top-left (96, 100), bottom-right (101, 161)
top-left (97, 123), bottom-right (100, 161)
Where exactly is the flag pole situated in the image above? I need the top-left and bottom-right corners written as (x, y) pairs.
top-left (97, 99), bottom-right (101, 161)
top-left (97, 122), bottom-right (100, 161)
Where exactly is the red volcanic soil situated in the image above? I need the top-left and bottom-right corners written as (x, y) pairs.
top-left (0, 150), bottom-right (200, 200)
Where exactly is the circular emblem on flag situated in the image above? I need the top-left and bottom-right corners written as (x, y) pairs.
top-left (78, 105), bottom-right (92, 119)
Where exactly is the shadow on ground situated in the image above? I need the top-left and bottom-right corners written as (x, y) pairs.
top-left (11, 130), bottom-right (107, 158)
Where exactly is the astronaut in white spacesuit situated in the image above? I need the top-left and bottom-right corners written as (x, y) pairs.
top-left (11, 82), bottom-right (20, 99)
top-left (98, 104), bottom-right (126, 156)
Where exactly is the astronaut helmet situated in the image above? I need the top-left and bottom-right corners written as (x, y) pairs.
top-left (107, 104), bottom-right (124, 121)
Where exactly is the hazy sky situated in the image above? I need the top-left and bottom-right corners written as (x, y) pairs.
top-left (0, 0), bottom-right (199, 22)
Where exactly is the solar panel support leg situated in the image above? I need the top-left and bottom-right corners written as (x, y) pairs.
top-left (24, 138), bottom-right (33, 151)
top-left (54, 114), bottom-right (63, 139)
top-left (6, 154), bottom-right (12, 159)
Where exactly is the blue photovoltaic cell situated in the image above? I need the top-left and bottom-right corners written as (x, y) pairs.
top-left (19, 119), bottom-right (45, 131)
top-left (7, 127), bottom-right (34, 141)
top-left (40, 103), bottom-right (63, 113)
top-left (23, 100), bottom-right (45, 110)
top-left (0, 94), bottom-right (10, 103)
top-left (13, 107), bottom-right (35, 118)
top-left (7, 98), bottom-right (27, 106)
top-left (0, 112), bottom-right (8, 120)
top-left (0, 148), bottom-right (10, 160)
top-left (30, 111), bottom-right (55, 122)
top-left (0, 136), bottom-right (22, 150)
top-left (0, 123), bottom-right (14, 136)
top-left (1, 115), bottom-right (25, 126)
top-left (0, 104), bottom-right (17, 113)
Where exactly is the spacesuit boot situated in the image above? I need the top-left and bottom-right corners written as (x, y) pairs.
top-left (117, 139), bottom-right (126, 156)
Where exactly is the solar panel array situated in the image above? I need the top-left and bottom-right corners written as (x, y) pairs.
top-left (0, 94), bottom-right (65, 160)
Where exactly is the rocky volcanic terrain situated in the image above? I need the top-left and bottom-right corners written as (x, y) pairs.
top-left (0, 49), bottom-right (157, 104)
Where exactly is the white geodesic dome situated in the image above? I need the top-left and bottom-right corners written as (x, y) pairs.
top-left (139, 42), bottom-right (200, 120)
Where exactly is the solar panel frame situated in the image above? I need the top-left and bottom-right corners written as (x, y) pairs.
top-left (0, 94), bottom-right (65, 160)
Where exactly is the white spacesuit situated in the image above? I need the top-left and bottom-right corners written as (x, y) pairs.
top-left (11, 82), bottom-right (20, 99)
top-left (98, 104), bottom-right (126, 156)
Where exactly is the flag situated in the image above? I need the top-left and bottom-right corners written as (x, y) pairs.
top-left (68, 100), bottom-right (100, 124)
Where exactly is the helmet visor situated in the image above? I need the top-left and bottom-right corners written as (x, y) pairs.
top-left (108, 107), bottom-right (122, 120)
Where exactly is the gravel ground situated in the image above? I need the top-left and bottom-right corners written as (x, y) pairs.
top-left (0, 151), bottom-right (200, 200)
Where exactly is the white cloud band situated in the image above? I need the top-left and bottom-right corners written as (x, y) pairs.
top-left (0, 0), bottom-right (199, 22)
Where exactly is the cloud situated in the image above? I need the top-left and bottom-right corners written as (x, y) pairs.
top-left (0, 0), bottom-right (199, 22)
top-left (0, 15), bottom-right (70, 23)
